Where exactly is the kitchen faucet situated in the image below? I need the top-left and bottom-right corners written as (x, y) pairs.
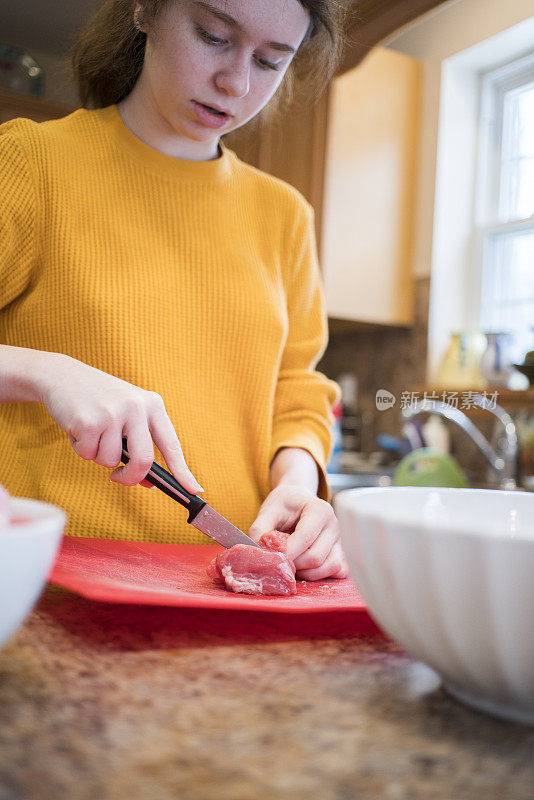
top-left (401, 394), bottom-right (518, 489)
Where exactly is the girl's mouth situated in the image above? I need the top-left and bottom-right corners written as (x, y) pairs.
top-left (191, 100), bottom-right (231, 129)
top-left (201, 104), bottom-right (226, 115)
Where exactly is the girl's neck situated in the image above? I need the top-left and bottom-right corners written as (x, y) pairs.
top-left (117, 84), bottom-right (220, 162)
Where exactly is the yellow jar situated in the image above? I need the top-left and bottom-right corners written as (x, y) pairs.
top-left (436, 332), bottom-right (486, 390)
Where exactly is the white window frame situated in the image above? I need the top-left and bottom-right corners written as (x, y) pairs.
top-left (473, 52), bottom-right (534, 357)
top-left (427, 22), bottom-right (534, 381)
top-left (476, 51), bottom-right (534, 226)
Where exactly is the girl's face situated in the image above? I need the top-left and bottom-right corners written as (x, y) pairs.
top-left (132, 0), bottom-right (311, 159)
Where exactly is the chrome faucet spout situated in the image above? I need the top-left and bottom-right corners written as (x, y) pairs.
top-left (401, 395), bottom-right (518, 489)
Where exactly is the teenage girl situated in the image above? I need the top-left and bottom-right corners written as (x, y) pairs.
top-left (0, 0), bottom-right (348, 580)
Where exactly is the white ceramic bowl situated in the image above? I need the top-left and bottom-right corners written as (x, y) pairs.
top-left (0, 497), bottom-right (66, 649)
top-left (335, 487), bottom-right (534, 725)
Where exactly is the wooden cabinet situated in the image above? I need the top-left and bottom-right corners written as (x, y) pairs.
top-left (321, 47), bottom-right (421, 326)
top-left (0, 88), bottom-right (71, 124)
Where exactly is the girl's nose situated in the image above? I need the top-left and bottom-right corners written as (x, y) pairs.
top-left (215, 55), bottom-right (250, 98)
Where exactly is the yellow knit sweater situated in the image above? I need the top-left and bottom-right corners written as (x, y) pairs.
top-left (0, 105), bottom-right (338, 544)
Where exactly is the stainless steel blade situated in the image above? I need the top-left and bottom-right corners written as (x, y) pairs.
top-left (191, 505), bottom-right (261, 549)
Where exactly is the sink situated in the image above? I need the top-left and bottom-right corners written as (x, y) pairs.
top-left (328, 472), bottom-right (528, 495)
top-left (327, 472), bottom-right (393, 495)
top-left (328, 467), bottom-right (531, 495)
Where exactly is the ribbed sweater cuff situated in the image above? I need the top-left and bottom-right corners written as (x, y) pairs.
top-left (270, 428), bottom-right (331, 502)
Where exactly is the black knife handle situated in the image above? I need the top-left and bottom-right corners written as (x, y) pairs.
top-left (120, 438), bottom-right (206, 524)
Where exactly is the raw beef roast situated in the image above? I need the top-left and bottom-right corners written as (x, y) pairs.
top-left (207, 530), bottom-right (296, 596)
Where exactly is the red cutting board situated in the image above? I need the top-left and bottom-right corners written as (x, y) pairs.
top-left (49, 536), bottom-right (367, 614)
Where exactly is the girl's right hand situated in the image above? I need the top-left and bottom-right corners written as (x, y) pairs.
top-left (36, 353), bottom-right (203, 493)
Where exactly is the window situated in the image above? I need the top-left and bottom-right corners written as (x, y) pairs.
top-left (477, 52), bottom-right (534, 362)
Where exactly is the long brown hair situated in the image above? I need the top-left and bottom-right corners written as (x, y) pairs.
top-left (71, 0), bottom-right (346, 111)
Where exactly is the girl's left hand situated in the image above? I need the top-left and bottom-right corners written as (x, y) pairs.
top-left (248, 486), bottom-right (349, 581)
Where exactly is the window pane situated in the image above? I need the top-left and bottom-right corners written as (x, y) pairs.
top-left (481, 228), bottom-right (534, 361)
top-left (518, 86), bottom-right (534, 155)
top-left (500, 80), bottom-right (534, 221)
top-left (517, 158), bottom-right (534, 220)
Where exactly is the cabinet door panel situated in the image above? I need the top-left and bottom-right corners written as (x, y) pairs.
top-left (321, 47), bottom-right (421, 326)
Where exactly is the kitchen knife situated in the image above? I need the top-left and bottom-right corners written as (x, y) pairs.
top-left (120, 439), bottom-right (261, 549)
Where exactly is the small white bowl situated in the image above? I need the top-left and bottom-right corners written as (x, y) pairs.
top-left (0, 497), bottom-right (66, 649)
top-left (335, 487), bottom-right (534, 725)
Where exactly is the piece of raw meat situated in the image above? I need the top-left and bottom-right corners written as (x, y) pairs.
top-left (207, 530), bottom-right (296, 596)
top-left (259, 529), bottom-right (291, 554)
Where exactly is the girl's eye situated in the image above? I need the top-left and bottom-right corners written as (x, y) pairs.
top-left (256, 57), bottom-right (279, 72)
top-left (196, 24), bottom-right (280, 71)
top-left (196, 26), bottom-right (227, 46)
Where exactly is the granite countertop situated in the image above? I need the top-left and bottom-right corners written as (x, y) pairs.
top-left (1, 585), bottom-right (534, 800)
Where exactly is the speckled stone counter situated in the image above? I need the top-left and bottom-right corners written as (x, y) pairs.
top-left (1, 585), bottom-right (534, 800)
